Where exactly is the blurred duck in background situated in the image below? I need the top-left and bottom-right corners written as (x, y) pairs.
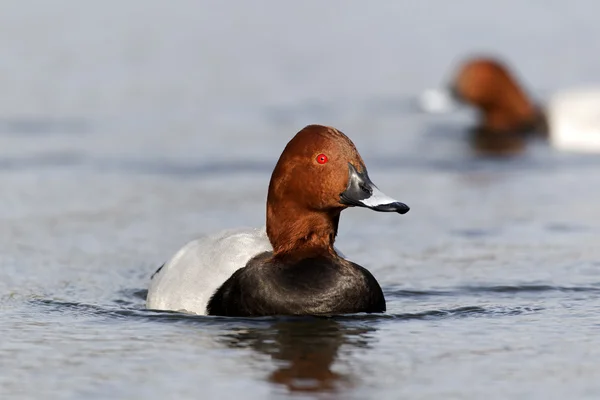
top-left (420, 55), bottom-right (600, 155)
top-left (450, 57), bottom-right (547, 154)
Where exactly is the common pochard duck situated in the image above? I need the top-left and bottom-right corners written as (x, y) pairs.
top-left (422, 56), bottom-right (600, 153)
top-left (146, 125), bottom-right (409, 316)
top-left (450, 57), bottom-right (548, 154)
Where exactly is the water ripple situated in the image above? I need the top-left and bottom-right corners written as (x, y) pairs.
top-left (29, 298), bottom-right (535, 326)
top-left (385, 284), bottom-right (600, 298)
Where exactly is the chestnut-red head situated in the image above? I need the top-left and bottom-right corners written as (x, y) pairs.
top-left (266, 125), bottom-right (408, 255)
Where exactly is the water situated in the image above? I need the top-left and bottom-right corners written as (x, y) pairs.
top-left (2, 1), bottom-right (600, 399)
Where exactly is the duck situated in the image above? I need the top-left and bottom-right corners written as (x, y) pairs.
top-left (146, 124), bottom-right (410, 317)
top-left (421, 55), bottom-right (600, 154)
top-left (449, 56), bottom-right (548, 155)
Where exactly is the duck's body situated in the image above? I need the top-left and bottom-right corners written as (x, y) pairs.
top-left (548, 88), bottom-right (600, 153)
top-left (147, 227), bottom-right (349, 315)
top-left (146, 125), bottom-right (409, 317)
top-left (146, 228), bottom-right (271, 314)
top-left (207, 251), bottom-right (385, 317)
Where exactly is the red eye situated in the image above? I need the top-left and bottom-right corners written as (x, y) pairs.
top-left (316, 154), bottom-right (328, 164)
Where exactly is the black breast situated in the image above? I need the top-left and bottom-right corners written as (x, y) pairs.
top-left (206, 252), bottom-right (386, 317)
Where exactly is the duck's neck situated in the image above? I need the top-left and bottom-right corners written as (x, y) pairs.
top-left (483, 87), bottom-right (539, 133)
top-left (266, 202), bottom-right (340, 258)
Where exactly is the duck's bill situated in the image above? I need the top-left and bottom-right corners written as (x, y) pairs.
top-left (417, 88), bottom-right (459, 114)
top-left (340, 163), bottom-right (410, 214)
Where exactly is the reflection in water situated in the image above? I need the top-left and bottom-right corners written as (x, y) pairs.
top-left (219, 319), bottom-right (376, 394)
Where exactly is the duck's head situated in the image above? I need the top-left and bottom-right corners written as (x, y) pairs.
top-left (268, 125), bottom-right (409, 215)
top-left (266, 125), bottom-right (408, 255)
top-left (450, 57), bottom-right (539, 132)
